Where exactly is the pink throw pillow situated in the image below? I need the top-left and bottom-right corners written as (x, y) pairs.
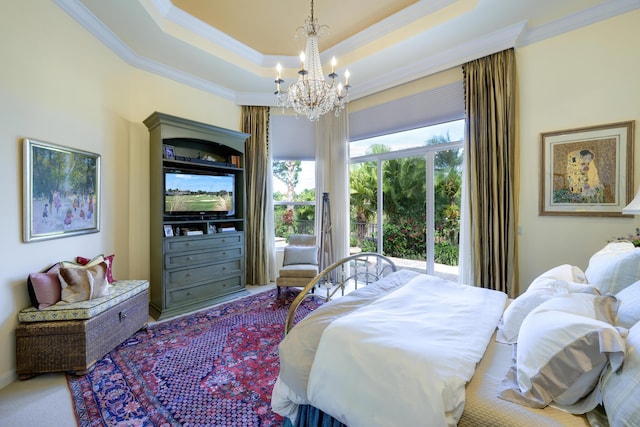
top-left (27, 272), bottom-right (62, 309)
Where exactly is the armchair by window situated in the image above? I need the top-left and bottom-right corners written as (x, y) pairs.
top-left (276, 234), bottom-right (319, 296)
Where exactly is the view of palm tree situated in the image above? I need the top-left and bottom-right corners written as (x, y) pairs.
top-left (350, 134), bottom-right (462, 265)
top-left (273, 120), bottom-right (464, 268)
top-left (273, 160), bottom-right (315, 239)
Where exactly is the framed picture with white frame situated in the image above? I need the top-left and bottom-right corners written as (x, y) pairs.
top-left (23, 138), bottom-right (100, 242)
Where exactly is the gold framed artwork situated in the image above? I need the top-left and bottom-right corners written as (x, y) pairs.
top-left (539, 121), bottom-right (634, 217)
top-left (23, 138), bottom-right (101, 242)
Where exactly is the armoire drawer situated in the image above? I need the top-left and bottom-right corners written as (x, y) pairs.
top-left (164, 232), bottom-right (243, 254)
top-left (165, 259), bottom-right (242, 287)
top-left (164, 246), bottom-right (243, 269)
top-left (167, 276), bottom-right (243, 307)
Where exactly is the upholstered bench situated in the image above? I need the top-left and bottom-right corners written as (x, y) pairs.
top-left (16, 280), bottom-right (149, 379)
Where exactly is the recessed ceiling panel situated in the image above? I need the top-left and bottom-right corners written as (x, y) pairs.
top-left (171, 0), bottom-right (420, 55)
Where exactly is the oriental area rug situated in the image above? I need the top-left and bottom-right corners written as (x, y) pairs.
top-left (66, 288), bottom-right (322, 427)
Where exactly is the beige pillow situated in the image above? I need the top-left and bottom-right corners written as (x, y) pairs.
top-left (62, 254), bottom-right (104, 269)
top-left (58, 262), bottom-right (109, 304)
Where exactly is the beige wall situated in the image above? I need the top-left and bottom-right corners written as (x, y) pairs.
top-left (516, 9), bottom-right (640, 290)
top-left (0, 0), bottom-right (240, 387)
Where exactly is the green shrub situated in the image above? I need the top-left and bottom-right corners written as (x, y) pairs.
top-left (381, 217), bottom-right (426, 259)
top-left (435, 242), bottom-right (458, 266)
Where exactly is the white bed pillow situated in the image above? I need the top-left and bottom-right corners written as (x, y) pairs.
top-left (499, 294), bottom-right (625, 413)
top-left (529, 264), bottom-right (588, 285)
top-left (497, 287), bottom-right (559, 344)
top-left (585, 241), bottom-right (640, 294)
top-left (601, 320), bottom-right (640, 426)
top-left (497, 268), bottom-right (598, 344)
top-left (615, 280), bottom-right (640, 328)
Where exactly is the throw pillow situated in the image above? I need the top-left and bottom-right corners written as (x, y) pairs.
top-left (601, 320), bottom-right (640, 426)
top-left (283, 246), bottom-right (318, 266)
top-left (499, 293), bottom-right (625, 414)
top-left (76, 254), bottom-right (116, 283)
top-left (585, 241), bottom-right (640, 294)
top-left (27, 271), bottom-right (61, 309)
top-left (77, 253), bottom-right (115, 283)
top-left (58, 262), bottom-right (110, 304)
top-left (62, 254), bottom-right (104, 269)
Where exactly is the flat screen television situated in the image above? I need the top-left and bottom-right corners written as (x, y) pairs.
top-left (164, 168), bottom-right (235, 218)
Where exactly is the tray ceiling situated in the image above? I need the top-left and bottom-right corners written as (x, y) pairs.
top-left (55, 0), bottom-right (637, 105)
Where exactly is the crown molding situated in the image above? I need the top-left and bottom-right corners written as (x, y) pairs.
top-left (149, 0), bottom-right (265, 65)
top-left (517, 0), bottom-right (640, 47)
top-left (53, 0), bottom-right (640, 106)
top-left (53, 0), bottom-right (236, 99)
top-left (350, 21), bottom-right (527, 100)
top-left (319, 0), bottom-right (459, 60)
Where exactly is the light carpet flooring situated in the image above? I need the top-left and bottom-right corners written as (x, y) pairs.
top-left (0, 284), bottom-right (275, 427)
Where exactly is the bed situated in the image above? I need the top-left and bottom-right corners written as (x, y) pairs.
top-left (271, 246), bottom-right (640, 427)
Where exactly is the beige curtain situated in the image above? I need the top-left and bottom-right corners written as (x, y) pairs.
top-left (314, 108), bottom-right (351, 268)
top-left (241, 106), bottom-right (277, 285)
top-left (463, 48), bottom-right (519, 296)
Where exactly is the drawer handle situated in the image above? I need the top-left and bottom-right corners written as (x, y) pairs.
top-left (222, 266), bottom-right (227, 270)
top-left (186, 256), bottom-right (192, 261)
top-left (185, 242), bottom-right (191, 246)
top-left (187, 291), bottom-right (192, 296)
top-left (222, 252), bottom-right (227, 256)
top-left (221, 239), bottom-right (226, 243)
top-left (186, 273), bottom-right (191, 277)
top-left (119, 311), bottom-right (128, 321)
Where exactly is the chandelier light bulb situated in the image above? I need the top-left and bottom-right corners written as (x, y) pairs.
top-left (276, 63), bottom-right (282, 79)
top-left (299, 52), bottom-right (306, 71)
top-left (331, 56), bottom-right (336, 73)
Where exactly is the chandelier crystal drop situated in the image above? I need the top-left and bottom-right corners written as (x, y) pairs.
top-left (274, 0), bottom-right (350, 121)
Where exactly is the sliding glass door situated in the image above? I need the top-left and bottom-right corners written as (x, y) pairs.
top-left (349, 121), bottom-right (463, 280)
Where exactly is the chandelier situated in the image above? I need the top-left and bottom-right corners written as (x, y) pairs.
top-left (274, 0), bottom-right (350, 121)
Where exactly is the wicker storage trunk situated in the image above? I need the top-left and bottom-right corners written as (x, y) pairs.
top-left (16, 288), bottom-right (149, 379)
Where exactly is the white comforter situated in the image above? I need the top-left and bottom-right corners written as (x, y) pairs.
top-left (272, 272), bottom-right (507, 427)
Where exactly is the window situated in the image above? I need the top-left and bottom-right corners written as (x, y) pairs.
top-left (273, 160), bottom-right (316, 245)
top-left (350, 120), bottom-right (464, 280)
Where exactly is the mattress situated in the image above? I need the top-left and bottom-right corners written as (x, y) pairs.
top-left (459, 333), bottom-right (593, 427)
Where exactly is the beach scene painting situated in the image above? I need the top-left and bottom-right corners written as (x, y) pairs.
top-left (23, 138), bottom-right (100, 242)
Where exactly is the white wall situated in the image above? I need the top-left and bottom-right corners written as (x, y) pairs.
top-left (0, 0), bottom-right (240, 387)
top-left (516, 9), bottom-right (640, 291)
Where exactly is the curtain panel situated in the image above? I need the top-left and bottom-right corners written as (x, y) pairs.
top-left (315, 108), bottom-right (351, 266)
top-left (241, 106), bottom-right (277, 285)
top-left (463, 48), bottom-right (519, 296)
